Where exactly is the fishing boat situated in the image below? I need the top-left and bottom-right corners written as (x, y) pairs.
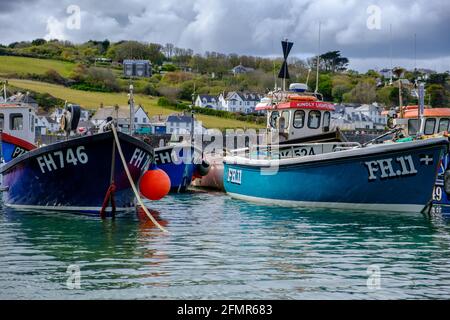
top-left (388, 103), bottom-right (450, 214)
top-left (0, 85), bottom-right (168, 216)
top-left (0, 84), bottom-right (37, 162)
top-left (223, 137), bottom-right (448, 212)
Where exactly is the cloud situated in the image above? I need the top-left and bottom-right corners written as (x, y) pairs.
top-left (0, 0), bottom-right (449, 71)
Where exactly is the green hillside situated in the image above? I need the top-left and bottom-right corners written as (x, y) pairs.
top-left (0, 56), bottom-right (75, 77)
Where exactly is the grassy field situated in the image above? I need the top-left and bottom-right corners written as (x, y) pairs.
top-left (7, 79), bottom-right (263, 129)
top-left (0, 56), bottom-right (75, 77)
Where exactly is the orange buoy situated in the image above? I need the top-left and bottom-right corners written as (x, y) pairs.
top-left (139, 167), bottom-right (171, 201)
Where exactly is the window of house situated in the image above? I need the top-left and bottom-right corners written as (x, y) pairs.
top-left (438, 118), bottom-right (449, 132)
top-left (293, 110), bottom-right (305, 128)
top-left (408, 119), bottom-right (419, 135)
top-left (10, 113), bottom-right (23, 130)
top-left (308, 111), bottom-right (321, 129)
top-left (424, 118), bottom-right (436, 135)
top-left (134, 117), bottom-right (138, 123)
top-left (143, 118), bottom-right (147, 123)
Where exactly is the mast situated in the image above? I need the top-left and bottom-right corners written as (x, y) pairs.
top-left (277, 38), bottom-right (293, 92)
top-left (389, 24), bottom-right (393, 85)
top-left (129, 84), bottom-right (135, 134)
top-left (315, 21), bottom-right (321, 93)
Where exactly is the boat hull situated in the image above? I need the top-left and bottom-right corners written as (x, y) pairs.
top-left (224, 138), bottom-right (448, 212)
top-left (154, 145), bottom-right (196, 193)
top-left (1, 132), bottom-right (36, 162)
top-left (0, 131), bottom-right (153, 214)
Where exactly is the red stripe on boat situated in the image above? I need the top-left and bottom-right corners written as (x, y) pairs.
top-left (1, 132), bottom-right (36, 151)
top-left (256, 101), bottom-right (335, 111)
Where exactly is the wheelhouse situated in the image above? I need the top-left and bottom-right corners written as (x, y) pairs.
top-left (0, 103), bottom-right (36, 145)
top-left (256, 95), bottom-right (335, 142)
top-left (394, 106), bottom-right (450, 136)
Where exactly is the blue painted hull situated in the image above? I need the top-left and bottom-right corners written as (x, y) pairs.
top-left (0, 131), bottom-right (153, 214)
top-left (224, 138), bottom-right (448, 212)
top-left (154, 145), bottom-right (197, 193)
top-left (432, 150), bottom-right (450, 216)
top-left (1, 133), bottom-right (36, 162)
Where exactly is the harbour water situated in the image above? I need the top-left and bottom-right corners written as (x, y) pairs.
top-left (1, 191), bottom-right (450, 299)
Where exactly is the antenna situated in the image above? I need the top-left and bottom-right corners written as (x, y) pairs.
top-left (315, 21), bottom-right (321, 94)
top-left (414, 33), bottom-right (417, 71)
top-left (389, 24), bottom-right (393, 85)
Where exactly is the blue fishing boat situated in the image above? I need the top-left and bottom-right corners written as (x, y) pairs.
top-left (0, 129), bottom-right (153, 214)
top-left (154, 144), bottom-right (199, 192)
top-left (0, 83), bottom-right (37, 162)
top-left (224, 138), bottom-right (448, 212)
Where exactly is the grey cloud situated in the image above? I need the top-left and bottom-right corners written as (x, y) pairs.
top-left (0, 0), bottom-right (449, 71)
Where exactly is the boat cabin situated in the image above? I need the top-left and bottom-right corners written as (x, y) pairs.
top-left (255, 92), bottom-right (335, 142)
top-left (393, 105), bottom-right (450, 136)
top-left (0, 103), bottom-right (37, 145)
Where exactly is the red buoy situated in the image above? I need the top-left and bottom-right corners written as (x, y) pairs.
top-left (139, 168), bottom-right (171, 201)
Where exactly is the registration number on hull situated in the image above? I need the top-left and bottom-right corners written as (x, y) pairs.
top-left (227, 168), bottom-right (242, 185)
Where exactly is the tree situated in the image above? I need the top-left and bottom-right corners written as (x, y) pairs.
top-left (344, 79), bottom-right (376, 104)
top-left (112, 41), bottom-right (151, 61)
top-left (31, 38), bottom-right (46, 46)
top-left (319, 51), bottom-right (349, 72)
top-left (427, 84), bottom-right (449, 107)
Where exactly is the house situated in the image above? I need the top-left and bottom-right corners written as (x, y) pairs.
top-left (194, 95), bottom-right (219, 109)
top-left (331, 103), bottom-right (387, 131)
top-left (133, 105), bottom-right (151, 130)
top-left (7, 93), bottom-right (38, 109)
top-left (166, 113), bottom-right (204, 135)
top-left (91, 106), bottom-right (131, 132)
top-left (379, 68), bottom-right (393, 79)
top-left (218, 91), bottom-right (263, 113)
top-left (415, 68), bottom-right (436, 80)
top-left (35, 115), bottom-right (60, 135)
top-left (231, 64), bottom-right (254, 75)
top-left (123, 59), bottom-right (152, 77)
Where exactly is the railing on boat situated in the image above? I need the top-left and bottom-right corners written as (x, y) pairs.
top-left (230, 142), bottom-right (361, 160)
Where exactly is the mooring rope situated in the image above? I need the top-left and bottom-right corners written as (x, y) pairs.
top-left (111, 125), bottom-right (168, 233)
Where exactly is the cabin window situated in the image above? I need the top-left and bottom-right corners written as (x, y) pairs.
top-left (293, 110), bottom-right (305, 128)
top-left (281, 111), bottom-right (290, 129)
top-left (424, 118), bottom-right (436, 135)
top-left (0, 114), bottom-right (4, 130)
top-left (323, 111), bottom-right (331, 129)
top-left (438, 118), bottom-right (449, 132)
top-left (30, 115), bottom-right (35, 132)
top-left (308, 110), bottom-right (321, 129)
top-left (10, 113), bottom-right (23, 130)
top-left (270, 111), bottom-right (280, 128)
top-left (408, 119), bottom-right (419, 135)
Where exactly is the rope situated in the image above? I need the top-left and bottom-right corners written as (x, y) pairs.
top-left (100, 183), bottom-right (116, 218)
top-left (111, 125), bottom-right (168, 233)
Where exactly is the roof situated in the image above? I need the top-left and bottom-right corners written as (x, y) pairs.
top-left (403, 107), bottom-right (450, 118)
top-left (256, 101), bottom-right (335, 112)
top-left (166, 115), bottom-right (193, 123)
top-left (123, 59), bottom-right (151, 65)
top-left (8, 94), bottom-right (38, 105)
top-left (91, 106), bottom-right (130, 120)
top-left (225, 91), bottom-right (263, 102)
top-left (197, 95), bottom-right (217, 103)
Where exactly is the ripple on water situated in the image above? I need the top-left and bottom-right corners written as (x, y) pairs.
top-left (1, 192), bottom-right (450, 299)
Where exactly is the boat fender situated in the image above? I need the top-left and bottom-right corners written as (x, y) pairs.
top-left (444, 170), bottom-right (450, 195)
top-left (67, 104), bottom-right (81, 131)
top-left (196, 160), bottom-right (211, 177)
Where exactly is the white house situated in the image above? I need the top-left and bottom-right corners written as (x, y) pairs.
top-left (133, 106), bottom-right (151, 129)
top-left (218, 91), bottom-right (263, 113)
top-left (231, 64), bottom-right (254, 75)
top-left (194, 95), bottom-right (219, 109)
top-left (91, 106), bottom-right (131, 132)
top-left (166, 114), bottom-right (204, 135)
top-left (35, 115), bottom-right (60, 134)
top-left (331, 103), bottom-right (387, 131)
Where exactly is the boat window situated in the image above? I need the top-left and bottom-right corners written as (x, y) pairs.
top-left (438, 118), bottom-right (450, 132)
top-left (323, 111), bottom-right (331, 128)
top-left (408, 119), bottom-right (419, 135)
top-left (281, 111), bottom-right (290, 129)
top-left (0, 114), bottom-right (3, 130)
top-left (293, 110), bottom-right (305, 128)
top-left (10, 113), bottom-right (23, 130)
top-left (308, 110), bottom-right (321, 129)
top-left (30, 115), bottom-right (35, 132)
top-left (424, 118), bottom-right (436, 135)
top-left (269, 111), bottom-right (279, 128)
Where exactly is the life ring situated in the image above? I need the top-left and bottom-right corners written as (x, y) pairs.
top-left (288, 95), bottom-right (317, 102)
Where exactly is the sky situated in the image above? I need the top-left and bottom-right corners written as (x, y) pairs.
top-left (0, 0), bottom-right (449, 72)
